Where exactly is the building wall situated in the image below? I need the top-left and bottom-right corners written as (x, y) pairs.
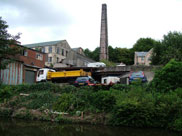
top-left (145, 49), bottom-right (153, 66)
top-left (0, 45), bottom-right (47, 85)
top-left (0, 62), bottom-right (24, 85)
top-left (134, 49), bottom-right (153, 66)
top-left (62, 50), bottom-right (95, 67)
top-left (135, 56), bottom-right (145, 65)
top-left (32, 41), bottom-right (71, 67)
top-left (19, 49), bottom-right (46, 68)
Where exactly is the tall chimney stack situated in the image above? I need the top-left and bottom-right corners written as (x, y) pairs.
top-left (100, 4), bottom-right (108, 61)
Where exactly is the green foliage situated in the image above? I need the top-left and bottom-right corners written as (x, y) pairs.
top-left (84, 46), bottom-right (134, 65)
top-left (91, 91), bottom-right (116, 112)
top-left (172, 117), bottom-right (182, 131)
top-left (133, 38), bottom-right (159, 52)
top-left (110, 84), bottom-right (128, 91)
top-left (53, 93), bottom-right (75, 112)
top-left (151, 59), bottom-right (182, 92)
top-left (15, 82), bottom-right (61, 93)
top-left (26, 91), bottom-right (57, 109)
top-left (0, 16), bottom-right (21, 69)
top-left (110, 87), bottom-right (182, 131)
top-left (152, 31), bottom-right (182, 65)
top-left (108, 46), bottom-right (133, 64)
top-left (1, 82), bottom-right (182, 132)
top-left (0, 86), bottom-right (13, 102)
top-left (60, 85), bottom-right (77, 93)
top-left (101, 59), bottom-right (116, 67)
top-left (0, 108), bottom-right (13, 117)
top-left (84, 47), bottom-right (100, 61)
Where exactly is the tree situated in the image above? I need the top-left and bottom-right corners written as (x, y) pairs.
top-left (151, 59), bottom-right (182, 92)
top-left (0, 17), bottom-right (21, 69)
top-left (133, 38), bottom-right (159, 52)
top-left (151, 31), bottom-right (182, 65)
top-left (116, 48), bottom-right (134, 65)
top-left (84, 47), bottom-right (100, 61)
top-left (161, 31), bottom-right (182, 64)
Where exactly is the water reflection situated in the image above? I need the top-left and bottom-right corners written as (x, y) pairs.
top-left (0, 118), bottom-right (180, 136)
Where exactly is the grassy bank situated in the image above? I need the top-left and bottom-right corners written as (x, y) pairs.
top-left (0, 82), bottom-right (182, 132)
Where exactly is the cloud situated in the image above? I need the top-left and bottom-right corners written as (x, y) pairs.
top-left (0, 0), bottom-right (72, 28)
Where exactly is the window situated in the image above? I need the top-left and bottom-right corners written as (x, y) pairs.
top-left (22, 50), bottom-right (28, 56)
top-left (141, 56), bottom-right (145, 61)
top-left (48, 57), bottom-right (52, 62)
top-left (56, 57), bottom-right (59, 63)
top-left (41, 47), bottom-right (45, 53)
top-left (49, 46), bottom-right (52, 53)
top-left (36, 53), bottom-right (43, 60)
top-left (66, 51), bottom-right (68, 57)
top-left (62, 49), bottom-right (64, 56)
top-left (37, 70), bottom-right (44, 77)
top-left (56, 47), bottom-right (60, 54)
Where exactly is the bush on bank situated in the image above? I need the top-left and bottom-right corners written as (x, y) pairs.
top-left (0, 60), bottom-right (182, 132)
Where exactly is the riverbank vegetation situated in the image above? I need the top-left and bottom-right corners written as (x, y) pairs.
top-left (0, 60), bottom-right (182, 132)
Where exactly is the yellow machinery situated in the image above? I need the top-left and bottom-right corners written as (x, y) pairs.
top-left (47, 69), bottom-right (91, 80)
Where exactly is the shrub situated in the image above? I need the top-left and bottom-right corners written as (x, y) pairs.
top-left (60, 85), bottom-right (77, 93)
top-left (0, 86), bottom-right (14, 102)
top-left (110, 84), bottom-right (128, 91)
top-left (91, 91), bottom-right (116, 112)
top-left (172, 117), bottom-right (182, 131)
top-left (53, 93), bottom-right (76, 112)
top-left (26, 91), bottom-right (58, 109)
top-left (74, 88), bottom-right (93, 111)
top-left (110, 87), bottom-right (155, 127)
top-left (151, 59), bottom-right (182, 92)
top-left (15, 82), bottom-right (61, 93)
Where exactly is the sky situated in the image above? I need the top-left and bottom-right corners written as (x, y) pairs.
top-left (1, 0), bottom-right (182, 51)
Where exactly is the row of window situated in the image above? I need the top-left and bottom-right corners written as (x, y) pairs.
top-left (48, 57), bottom-right (60, 63)
top-left (22, 50), bottom-right (43, 61)
top-left (41, 46), bottom-right (68, 56)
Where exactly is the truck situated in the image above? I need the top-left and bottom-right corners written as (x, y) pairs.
top-left (36, 68), bottom-right (91, 83)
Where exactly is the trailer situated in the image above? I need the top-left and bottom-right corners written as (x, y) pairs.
top-left (36, 68), bottom-right (91, 83)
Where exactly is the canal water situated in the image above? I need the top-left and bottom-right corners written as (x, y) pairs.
top-left (0, 118), bottom-right (180, 136)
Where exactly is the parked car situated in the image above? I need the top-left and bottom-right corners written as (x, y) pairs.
top-left (129, 71), bottom-right (147, 84)
top-left (74, 76), bottom-right (96, 86)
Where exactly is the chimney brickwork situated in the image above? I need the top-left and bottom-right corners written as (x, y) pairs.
top-left (100, 4), bottom-right (108, 60)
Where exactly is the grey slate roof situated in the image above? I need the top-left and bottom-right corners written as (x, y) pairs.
top-left (23, 40), bottom-right (65, 48)
top-left (135, 52), bottom-right (148, 57)
top-left (72, 48), bottom-right (79, 51)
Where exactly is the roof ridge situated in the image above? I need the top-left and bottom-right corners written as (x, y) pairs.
top-left (23, 40), bottom-right (64, 46)
top-left (22, 40), bottom-right (66, 48)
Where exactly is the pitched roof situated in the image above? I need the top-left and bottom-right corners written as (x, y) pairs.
top-left (135, 52), bottom-right (148, 57)
top-left (22, 40), bottom-right (65, 48)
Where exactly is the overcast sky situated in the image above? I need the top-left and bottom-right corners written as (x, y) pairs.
top-left (1, 0), bottom-right (182, 50)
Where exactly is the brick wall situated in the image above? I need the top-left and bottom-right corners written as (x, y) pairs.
top-left (19, 48), bottom-right (46, 68)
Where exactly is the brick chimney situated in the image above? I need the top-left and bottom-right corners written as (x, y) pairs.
top-left (100, 4), bottom-right (109, 61)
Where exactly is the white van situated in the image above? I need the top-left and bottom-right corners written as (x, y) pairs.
top-left (87, 62), bottom-right (106, 67)
top-left (101, 76), bottom-right (120, 85)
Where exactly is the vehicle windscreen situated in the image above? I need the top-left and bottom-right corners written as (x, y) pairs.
top-left (131, 71), bottom-right (143, 77)
top-left (76, 77), bottom-right (89, 82)
top-left (38, 70), bottom-right (44, 77)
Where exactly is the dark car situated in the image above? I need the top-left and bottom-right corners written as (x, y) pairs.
top-left (74, 76), bottom-right (96, 86)
top-left (129, 71), bottom-right (147, 84)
